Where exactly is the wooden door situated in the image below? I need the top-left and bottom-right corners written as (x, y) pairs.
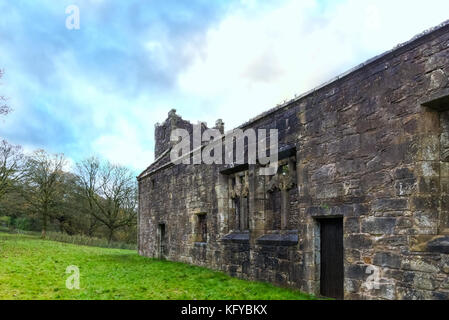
top-left (320, 218), bottom-right (344, 299)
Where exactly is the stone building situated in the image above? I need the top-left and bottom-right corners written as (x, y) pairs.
top-left (138, 21), bottom-right (449, 300)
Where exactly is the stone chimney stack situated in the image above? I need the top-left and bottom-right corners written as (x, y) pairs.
top-left (154, 109), bottom-right (188, 159)
top-left (214, 119), bottom-right (225, 134)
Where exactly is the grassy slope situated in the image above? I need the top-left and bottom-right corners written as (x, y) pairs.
top-left (0, 232), bottom-right (316, 300)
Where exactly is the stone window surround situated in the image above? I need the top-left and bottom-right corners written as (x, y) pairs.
top-left (266, 156), bottom-right (297, 231)
top-left (220, 147), bottom-right (298, 245)
top-left (439, 110), bottom-right (449, 235)
top-left (421, 87), bottom-right (449, 163)
top-left (192, 212), bottom-right (208, 244)
top-left (419, 89), bottom-right (449, 250)
top-left (222, 151), bottom-right (297, 234)
top-left (228, 171), bottom-right (250, 232)
top-left (157, 222), bottom-right (167, 259)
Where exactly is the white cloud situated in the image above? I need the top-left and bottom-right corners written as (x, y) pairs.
top-left (177, 0), bottom-right (449, 129)
top-left (3, 0), bottom-right (449, 173)
top-left (93, 132), bottom-right (154, 173)
top-left (8, 49), bottom-right (160, 172)
top-left (56, 65), bottom-right (160, 171)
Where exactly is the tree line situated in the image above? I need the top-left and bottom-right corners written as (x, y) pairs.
top-left (0, 70), bottom-right (138, 244)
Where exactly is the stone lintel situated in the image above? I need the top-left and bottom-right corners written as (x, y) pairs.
top-left (219, 145), bottom-right (296, 176)
top-left (421, 88), bottom-right (449, 111)
top-left (278, 144), bottom-right (297, 161)
top-left (220, 164), bottom-right (249, 176)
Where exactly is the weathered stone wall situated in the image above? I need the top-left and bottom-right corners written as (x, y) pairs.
top-left (138, 22), bottom-right (449, 300)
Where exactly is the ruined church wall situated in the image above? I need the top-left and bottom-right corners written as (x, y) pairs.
top-left (233, 25), bottom-right (449, 299)
top-left (139, 24), bottom-right (449, 300)
top-left (138, 163), bottom-right (222, 264)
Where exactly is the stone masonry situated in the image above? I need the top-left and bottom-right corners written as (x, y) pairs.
top-left (138, 21), bottom-right (449, 300)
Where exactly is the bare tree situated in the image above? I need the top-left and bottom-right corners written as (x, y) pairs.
top-left (71, 156), bottom-right (101, 237)
top-left (0, 69), bottom-right (10, 116)
top-left (76, 157), bottom-right (137, 243)
top-left (0, 140), bottom-right (25, 200)
top-left (24, 150), bottom-right (67, 237)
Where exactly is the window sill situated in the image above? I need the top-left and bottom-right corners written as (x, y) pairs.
top-left (256, 232), bottom-right (298, 247)
top-left (221, 232), bottom-right (250, 244)
top-left (194, 242), bottom-right (207, 247)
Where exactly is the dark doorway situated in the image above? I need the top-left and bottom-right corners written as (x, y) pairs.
top-left (198, 214), bottom-right (207, 243)
top-left (320, 218), bottom-right (344, 299)
top-left (158, 223), bottom-right (166, 259)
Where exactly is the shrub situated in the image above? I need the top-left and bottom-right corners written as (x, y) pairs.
top-left (43, 232), bottom-right (136, 250)
top-left (12, 217), bottom-right (32, 231)
top-left (0, 216), bottom-right (11, 228)
top-left (1, 228), bottom-right (136, 250)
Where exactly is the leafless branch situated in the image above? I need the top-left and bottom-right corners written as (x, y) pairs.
top-left (0, 140), bottom-right (26, 200)
top-left (0, 69), bottom-right (11, 116)
top-left (23, 149), bottom-right (67, 236)
top-left (75, 157), bottom-right (137, 242)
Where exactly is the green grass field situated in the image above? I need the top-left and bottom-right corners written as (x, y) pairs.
top-left (0, 232), bottom-right (316, 300)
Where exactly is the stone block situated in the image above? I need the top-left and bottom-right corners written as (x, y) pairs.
top-left (403, 271), bottom-right (437, 291)
top-left (427, 236), bottom-right (449, 254)
top-left (361, 217), bottom-right (396, 235)
top-left (373, 252), bottom-right (401, 269)
top-left (315, 183), bottom-right (342, 199)
top-left (311, 164), bottom-right (336, 182)
top-left (344, 278), bottom-right (361, 293)
top-left (372, 198), bottom-right (408, 212)
top-left (402, 257), bottom-right (440, 273)
top-left (395, 179), bottom-right (416, 196)
top-left (346, 264), bottom-right (370, 281)
top-left (411, 196), bottom-right (439, 211)
top-left (345, 234), bottom-right (374, 249)
top-left (344, 217), bottom-right (360, 233)
top-left (417, 177), bottom-right (440, 194)
top-left (394, 167), bottom-right (415, 180)
top-left (397, 286), bottom-right (433, 300)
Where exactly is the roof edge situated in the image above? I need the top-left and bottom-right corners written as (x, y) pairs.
top-left (138, 19), bottom-right (449, 179)
top-left (236, 19), bottom-right (449, 129)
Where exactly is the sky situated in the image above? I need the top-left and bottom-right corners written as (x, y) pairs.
top-left (0, 0), bottom-right (449, 174)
